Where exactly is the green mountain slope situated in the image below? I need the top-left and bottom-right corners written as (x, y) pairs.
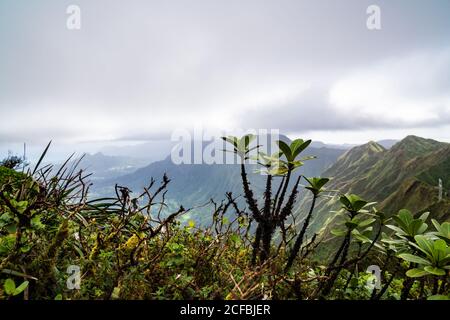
top-left (300, 136), bottom-right (450, 238)
top-left (91, 137), bottom-right (345, 224)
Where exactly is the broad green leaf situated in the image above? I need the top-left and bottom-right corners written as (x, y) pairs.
top-left (418, 211), bottom-right (429, 222)
top-left (291, 160), bottom-right (304, 168)
top-left (339, 195), bottom-right (351, 209)
top-left (221, 136), bottom-right (238, 148)
top-left (416, 222), bottom-right (428, 235)
top-left (238, 134), bottom-right (256, 153)
top-left (13, 281), bottom-right (29, 295)
top-left (352, 229), bottom-right (371, 243)
top-left (242, 134), bottom-right (256, 148)
top-left (268, 165), bottom-right (288, 176)
top-left (20, 245), bottom-right (31, 253)
top-left (427, 295), bottom-right (449, 300)
top-left (304, 177), bottom-right (329, 193)
top-left (385, 225), bottom-right (407, 236)
top-left (291, 139), bottom-right (311, 159)
top-left (358, 218), bottom-right (376, 228)
top-left (439, 221), bottom-right (450, 237)
top-left (398, 209), bottom-right (413, 226)
top-left (432, 220), bottom-right (450, 242)
top-left (414, 235), bottom-right (435, 260)
top-left (410, 219), bottom-right (427, 235)
top-left (290, 139), bottom-right (305, 156)
top-left (424, 266), bottom-right (446, 276)
top-left (398, 253), bottom-right (431, 266)
top-left (331, 229), bottom-right (347, 237)
top-left (353, 200), bottom-right (368, 212)
top-left (3, 278), bottom-right (15, 295)
top-left (433, 239), bottom-right (447, 252)
top-left (340, 194), bottom-right (368, 212)
top-left (277, 140), bottom-right (293, 161)
top-left (432, 219), bottom-right (441, 232)
top-left (393, 209), bottom-right (413, 232)
top-left (406, 268), bottom-right (429, 277)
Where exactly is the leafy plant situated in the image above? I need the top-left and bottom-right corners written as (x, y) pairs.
top-left (1, 141), bottom-right (448, 301)
top-left (431, 219), bottom-right (450, 245)
top-left (399, 235), bottom-right (450, 277)
top-left (222, 136), bottom-right (315, 264)
top-left (3, 278), bottom-right (29, 297)
top-left (285, 177), bottom-right (329, 272)
top-left (318, 194), bottom-right (376, 297)
top-left (0, 155), bottom-right (26, 170)
top-left (387, 209), bottom-right (429, 241)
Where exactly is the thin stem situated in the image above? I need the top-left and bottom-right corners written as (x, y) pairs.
top-left (285, 194), bottom-right (317, 272)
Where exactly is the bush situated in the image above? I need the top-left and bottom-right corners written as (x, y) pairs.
top-left (0, 141), bottom-right (448, 300)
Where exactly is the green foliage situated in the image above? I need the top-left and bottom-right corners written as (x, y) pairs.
top-left (427, 294), bottom-right (449, 300)
top-left (304, 177), bottom-right (329, 196)
top-left (3, 278), bottom-right (29, 296)
top-left (0, 155), bottom-right (25, 170)
top-left (399, 235), bottom-right (449, 277)
top-left (331, 194), bottom-right (375, 236)
top-left (431, 219), bottom-right (450, 244)
top-left (381, 210), bottom-right (430, 256)
top-left (1, 144), bottom-right (448, 301)
top-left (221, 134), bottom-right (258, 160)
top-left (275, 139), bottom-right (314, 173)
top-left (389, 210), bottom-right (429, 239)
top-left (277, 139), bottom-right (311, 163)
top-left (0, 166), bottom-right (27, 187)
top-left (340, 194), bottom-right (369, 213)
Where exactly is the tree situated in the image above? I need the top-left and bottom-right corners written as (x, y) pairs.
top-left (0, 155), bottom-right (25, 170)
top-left (222, 136), bottom-right (314, 263)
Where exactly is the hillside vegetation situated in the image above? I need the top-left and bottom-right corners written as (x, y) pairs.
top-left (0, 138), bottom-right (449, 300)
top-left (298, 136), bottom-right (450, 236)
top-left (92, 135), bottom-right (344, 225)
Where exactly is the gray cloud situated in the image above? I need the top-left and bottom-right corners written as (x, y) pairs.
top-left (1, 0), bottom-right (450, 150)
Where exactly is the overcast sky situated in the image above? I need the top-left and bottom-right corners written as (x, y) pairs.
top-left (1, 0), bottom-right (450, 160)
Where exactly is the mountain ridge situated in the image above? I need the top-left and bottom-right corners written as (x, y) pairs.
top-left (298, 135), bottom-right (450, 239)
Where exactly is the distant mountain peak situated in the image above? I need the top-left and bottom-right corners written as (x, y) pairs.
top-left (299, 135), bottom-right (450, 242)
top-left (343, 140), bottom-right (385, 158)
top-left (397, 135), bottom-right (438, 145)
top-left (366, 141), bottom-right (386, 152)
top-left (323, 141), bottom-right (385, 178)
top-left (91, 152), bottom-right (106, 157)
top-left (390, 135), bottom-right (446, 157)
